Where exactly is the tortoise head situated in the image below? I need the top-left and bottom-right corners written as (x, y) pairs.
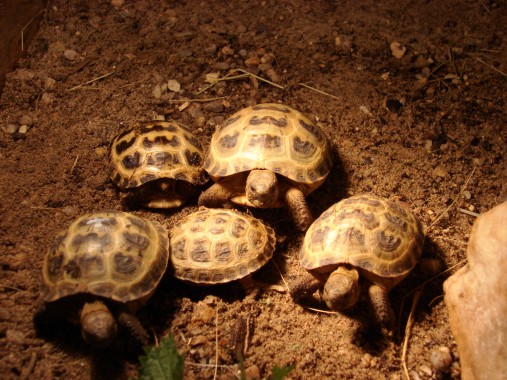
top-left (80, 301), bottom-right (118, 348)
top-left (133, 178), bottom-right (195, 208)
top-left (246, 169), bottom-right (279, 207)
top-left (323, 266), bottom-right (360, 311)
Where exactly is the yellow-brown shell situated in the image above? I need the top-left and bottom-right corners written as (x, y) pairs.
top-left (204, 103), bottom-right (332, 195)
top-left (110, 121), bottom-right (208, 190)
top-left (41, 211), bottom-right (169, 303)
top-left (300, 194), bottom-right (424, 288)
top-left (169, 208), bottom-right (276, 284)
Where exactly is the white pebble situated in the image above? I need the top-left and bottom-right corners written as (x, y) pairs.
top-left (390, 41), bottom-right (407, 59)
top-left (167, 79), bottom-right (181, 92)
top-left (152, 84), bottom-right (162, 99)
top-left (64, 49), bottom-right (79, 61)
top-left (18, 125), bottom-right (29, 134)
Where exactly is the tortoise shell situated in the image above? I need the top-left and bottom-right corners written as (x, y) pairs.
top-left (300, 194), bottom-right (424, 288)
top-left (41, 211), bottom-right (169, 303)
top-left (169, 208), bottom-right (276, 284)
top-left (110, 121), bottom-right (208, 190)
top-left (204, 103), bottom-right (332, 195)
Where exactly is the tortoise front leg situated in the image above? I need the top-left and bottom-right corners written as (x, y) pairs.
top-left (117, 309), bottom-right (150, 346)
top-left (368, 283), bottom-right (395, 333)
top-left (289, 272), bottom-right (322, 305)
top-left (284, 187), bottom-right (313, 232)
top-left (198, 183), bottom-right (235, 208)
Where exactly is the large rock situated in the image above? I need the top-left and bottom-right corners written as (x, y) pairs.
top-left (444, 201), bottom-right (507, 380)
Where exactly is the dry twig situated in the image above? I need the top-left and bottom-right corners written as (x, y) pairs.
top-left (472, 56), bottom-right (507, 77)
top-left (299, 83), bottom-right (341, 100)
top-left (401, 288), bottom-right (423, 380)
top-left (457, 207), bottom-right (480, 218)
top-left (168, 96), bottom-right (227, 103)
top-left (68, 71), bottom-right (115, 91)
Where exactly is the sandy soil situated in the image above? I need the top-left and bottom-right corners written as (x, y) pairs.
top-left (1, 0), bottom-right (506, 379)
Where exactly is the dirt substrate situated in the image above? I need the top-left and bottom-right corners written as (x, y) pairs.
top-left (0, 0), bottom-right (506, 379)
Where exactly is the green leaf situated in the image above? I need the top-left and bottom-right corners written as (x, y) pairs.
top-left (136, 334), bottom-right (184, 380)
top-left (271, 364), bottom-right (294, 380)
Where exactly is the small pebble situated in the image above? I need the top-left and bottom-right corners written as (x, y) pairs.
top-left (244, 56), bottom-right (261, 67)
top-left (390, 41), bottom-right (407, 59)
top-left (189, 335), bottom-right (207, 346)
top-left (63, 49), bottom-right (79, 61)
top-left (0, 307), bottom-right (11, 321)
top-left (94, 147), bottom-right (107, 157)
top-left (335, 35), bottom-right (353, 51)
top-left (221, 46), bottom-right (234, 56)
top-left (463, 190), bottom-right (472, 200)
top-left (167, 79), bottom-right (181, 92)
top-left (430, 347), bottom-right (452, 374)
top-left (203, 101), bottom-right (224, 113)
top-left (265, 68), bottom-right (280, 83)
top-left (44, 77), bottom-right (56, 89)
top-left (261, 53), bottom-right (275, 64)
top-left (433, 165), bottom-right (447, 178)
top-left (111, 0), bottom-right (125, 7)
top-left (64, 20), bottom-right (76, 32)
top-left (152, 84), bottom-right (162, 99)
top-left (40, 92), bottom-right (53, 104)
top-left (195, 116), bottom-right (206, 127)
top-left (413, 55), bottom-right (430, 68)
top-left (419, 365), bottom-right (433, 376)
top-left (425, 140), bottom-right (433, 153)
top-left (2, 124), bottom-right (18, 134)
top-left (191, 302), bottom-right (215, 323)
top-left (18, 115), bottom-right (33, 127)
top-left (244, 364), bottom-right (261, 380)
top-left (213, 62), bottom-right (230, 70)
top-left (18, 125), bottom-right (28, 134)
top-left (6, 329), bottom-right (25, 345)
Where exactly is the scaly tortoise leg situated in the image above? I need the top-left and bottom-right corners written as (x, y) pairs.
top-left (284, 187), bottom-right (313, 232)
top-left (289, 272), bottom-right (322, 304)
top-left (368, 283), bottom-right (395, 335)
top-left (198, 183), bottom-right (235, 208)
top-left (117, 309), bottom-right (150, 346)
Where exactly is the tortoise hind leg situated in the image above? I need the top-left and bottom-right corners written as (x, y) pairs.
top-left (198, 183), bottom-right (235, 208)
top-left (117, 310), bottom-right (150, 346)
top-left (284, 187), bottom-right (313, 232)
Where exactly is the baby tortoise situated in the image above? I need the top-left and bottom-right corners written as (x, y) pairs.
top-left (40, 211), bottom-right (169, 347)
top-left (291, 194), bottom-right (424, 330)
top-left (198, 103), bottom-right (332, 232)
top-left (110, 120), bottom-right (208, 208)
top-left (169, 208), bottom-right (275, 286)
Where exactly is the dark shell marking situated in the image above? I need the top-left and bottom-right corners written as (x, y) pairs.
top-left (41, 211), bottom-right (169, 303)
top-left (169, 208), bottom-right (276, 284)
top-left (204, 103), bottom-right (332, 194)
top-left (301, 194), bottom-right (424, 285)
top-left (110, 121), bottom-right (208, 190)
